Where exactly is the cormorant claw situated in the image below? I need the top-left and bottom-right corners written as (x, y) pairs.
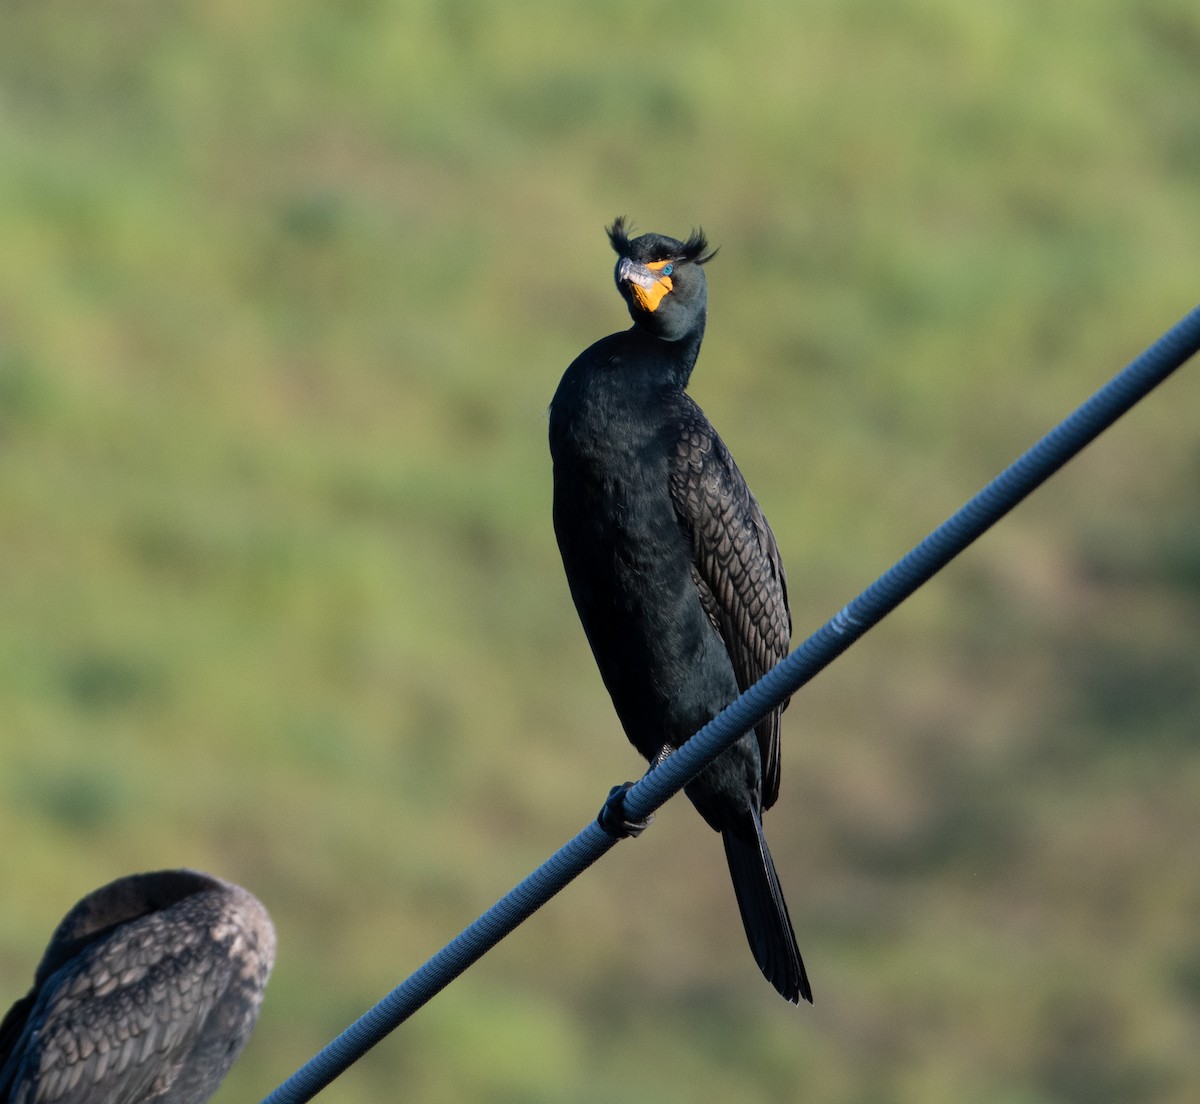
top-left (597, 782), bottom-right (653, 839)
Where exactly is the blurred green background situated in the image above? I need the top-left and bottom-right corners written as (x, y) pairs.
top-left (2, 1), bottom-right (1199, 1102)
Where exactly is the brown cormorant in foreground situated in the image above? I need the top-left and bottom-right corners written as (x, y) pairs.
top-left (550, 217), bottom-right (811, 1004)
top-left (0, 870), bottom-right (275, 1104)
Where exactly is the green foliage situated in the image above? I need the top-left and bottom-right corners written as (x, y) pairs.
top-left (1, 1), bottom-right (1198, 1102)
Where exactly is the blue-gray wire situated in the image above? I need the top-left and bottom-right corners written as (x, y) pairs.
top-left (261, 303), bottom-right (1200, 1104)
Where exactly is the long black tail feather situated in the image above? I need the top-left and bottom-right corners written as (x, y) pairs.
top-left (721, 811), bottom-right (812, 1004)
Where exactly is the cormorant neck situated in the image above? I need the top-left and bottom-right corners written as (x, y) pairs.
top-left (634, 306), bottom-right (705, 388)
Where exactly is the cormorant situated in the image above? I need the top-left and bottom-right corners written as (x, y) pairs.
top-left (0, 870), bottom-right (275, 1104)
top-left (549, 217), bottom-right (811, 1004)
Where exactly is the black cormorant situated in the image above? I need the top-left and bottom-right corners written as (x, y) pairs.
top-left (0, 869), bottom-right (275, 1104)
top-left (549, 217), bottom-right (811, 1004)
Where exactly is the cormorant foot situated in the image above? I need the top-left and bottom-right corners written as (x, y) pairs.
top-left (597, 782), bottom-right (653, 839)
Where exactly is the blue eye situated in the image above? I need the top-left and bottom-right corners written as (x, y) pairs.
top-left (661, 263), bottom-right (674, 276)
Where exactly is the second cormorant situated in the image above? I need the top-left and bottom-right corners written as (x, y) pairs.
top-left (0, 869), bottom-right (275, 1104)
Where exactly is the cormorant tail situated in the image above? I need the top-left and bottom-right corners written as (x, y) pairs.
top-left (722, 811), bottom-right (812, 1004)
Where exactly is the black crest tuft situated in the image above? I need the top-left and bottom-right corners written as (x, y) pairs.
top-left (607, 216), bottom-right (717, 265)
top-left (680, 227), bottom-right (718, 265)
top-left (607, 216), bottom-right (633, 256)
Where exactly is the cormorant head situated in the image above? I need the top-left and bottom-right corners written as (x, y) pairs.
top-left (33, 870), bottom-right (235, 984)
top-left (607, 216), bottom-right (717, 342)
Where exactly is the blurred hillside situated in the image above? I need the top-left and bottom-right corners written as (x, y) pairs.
top-left (1, 1), bottom-right (1199, 1102)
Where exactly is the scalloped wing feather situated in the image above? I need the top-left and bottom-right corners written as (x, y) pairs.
top-left (669, 401), bottom-right (791, 809)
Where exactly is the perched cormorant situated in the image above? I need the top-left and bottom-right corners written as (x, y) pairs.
top-left (549, 217), bottom-right (811, 1004)
top-left (0, 870), bottom-right (275, 1104)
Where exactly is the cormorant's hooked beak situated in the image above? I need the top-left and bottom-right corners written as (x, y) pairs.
top-left (616, 256), bottom-right (674, 313)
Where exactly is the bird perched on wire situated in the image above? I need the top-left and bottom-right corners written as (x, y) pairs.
top-left (0, 869), bottom-right (275, 1104)
top-left (549, 217), bottom-right (811, 1004)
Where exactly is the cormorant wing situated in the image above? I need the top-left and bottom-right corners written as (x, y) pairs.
top-left (669, 399), bottom-right (792, 810)
top-left (0, 906), bottom-right (236, 1104)
top-left (0, 992), bottom-right (37, 1098)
